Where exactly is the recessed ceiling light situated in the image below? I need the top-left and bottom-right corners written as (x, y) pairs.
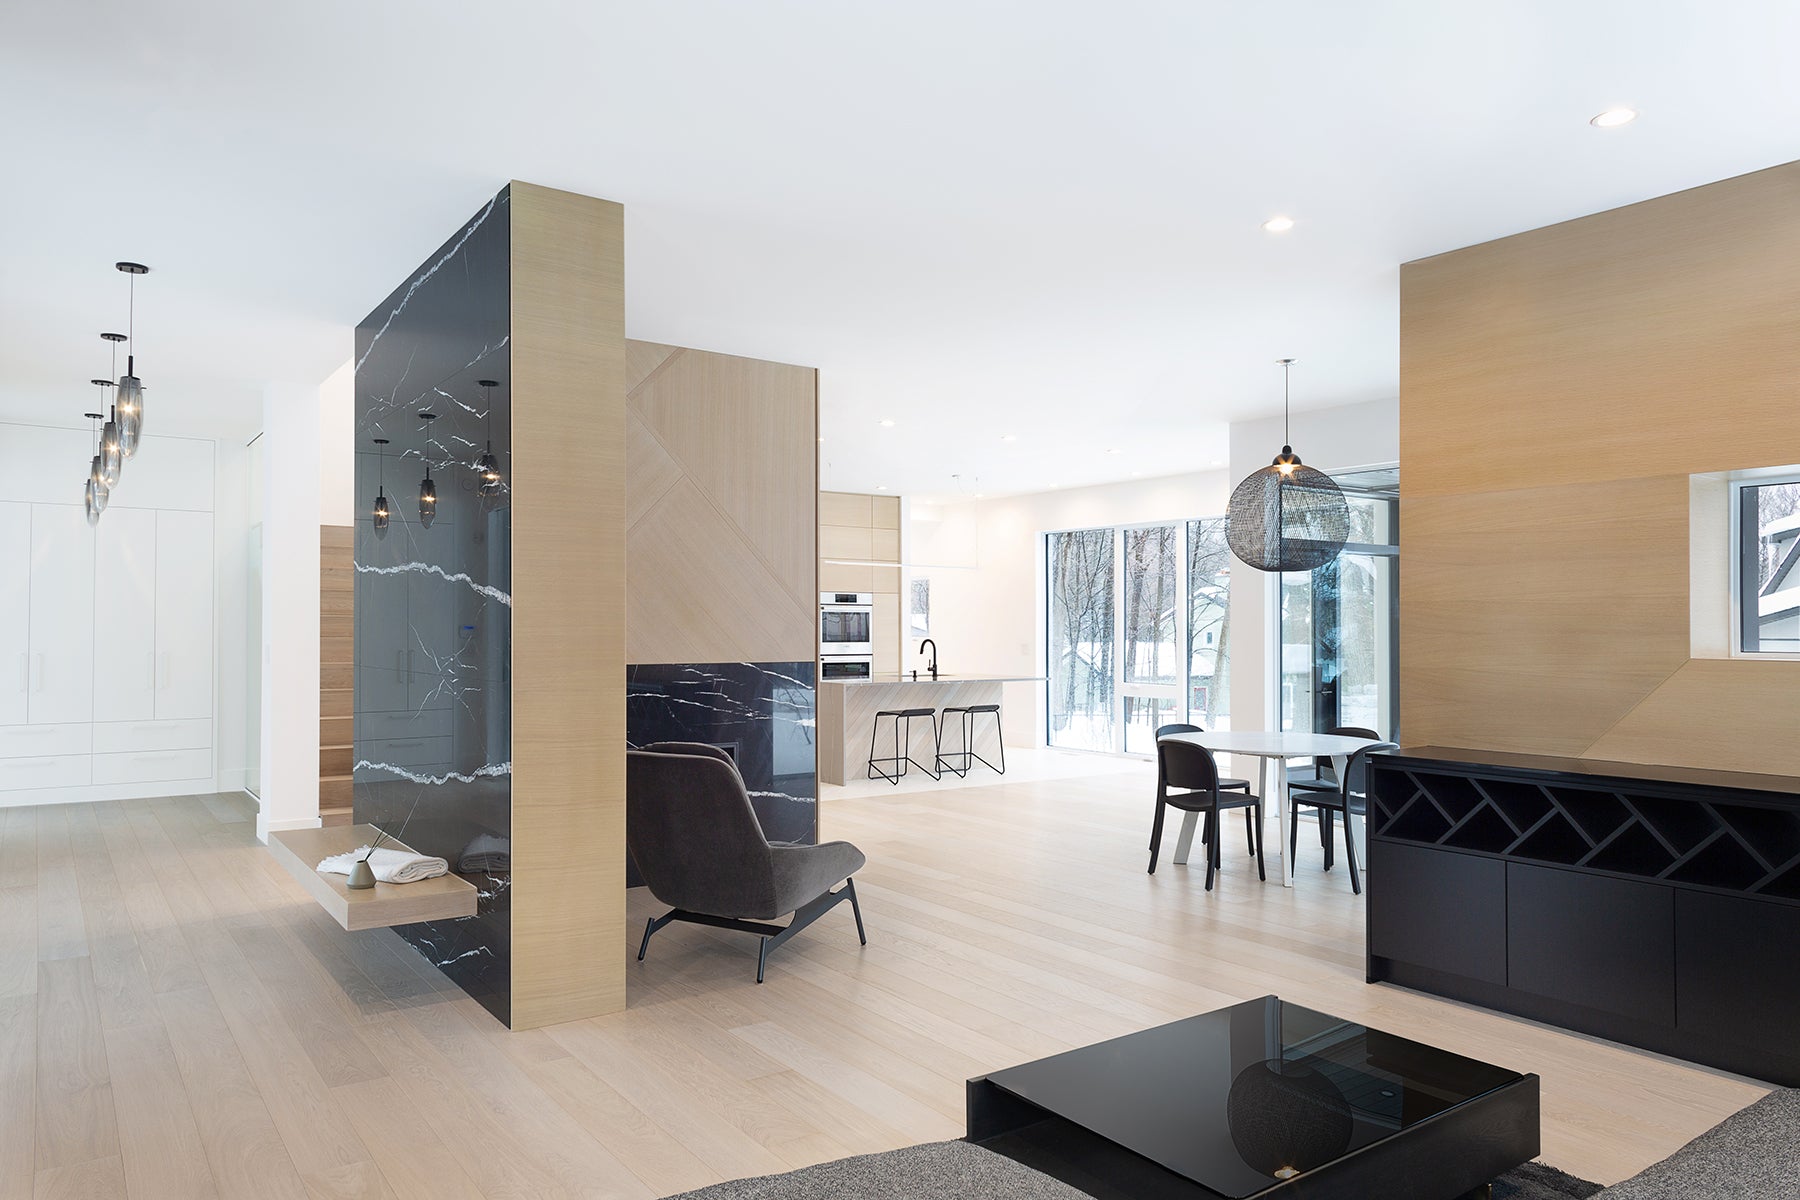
top-left (878, 418), bottom-right (896, 427)
top-left (1211, 459), bottom-right (1222, 466)
top-left (1000, 434), bottom-right (1018, 442)
top-left (1106, 448), bottom-right (1122, 455)
top-left (1590, 107), bottom-right (1638, 128)
top-left (1131, 471), bottom-right (1143, 478)
top-left (1261, 215), bottom-right (1295, 234)
top-left (875, 484), bottom-right (888, 491)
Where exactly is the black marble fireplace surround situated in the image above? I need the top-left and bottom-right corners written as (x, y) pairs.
top-left (354, 185), bottom-right (514, 1023)
top-left (626, 661), bottom-right (818, 887)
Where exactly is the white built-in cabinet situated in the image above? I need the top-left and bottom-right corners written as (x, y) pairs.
top-left (0, 427), bottom-right (217, 805)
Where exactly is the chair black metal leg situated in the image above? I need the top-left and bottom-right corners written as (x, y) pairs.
top-left (1290, 804), bottom-right (1300, 864)
top-left (757, 937), bottom-right (769, 983)
top-left (1344, 816), bottom-right (1362, 895)
top-left (992, 710), bottom-right (1006, 774)
top-left (1147, 801), bottom-right (1166, 874)
top-left (1204, 808), bottom-right (1219, 891)
top-left (1244, 807), bottom-right (1256, 856)
top-left (637, 911), bottom-right (677, 961)
top-left (845, 877), bottom-right (868, 944)
top-left (1324, 809), bottom-right (1336, 870)
top-left (1254, 804), bottom-right (1267, 881)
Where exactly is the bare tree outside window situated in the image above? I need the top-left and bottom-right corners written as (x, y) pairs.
top-left (1187, 519), bottom-right (1231, 728)
top-left (1047, 529), bottom-right (1115, 750)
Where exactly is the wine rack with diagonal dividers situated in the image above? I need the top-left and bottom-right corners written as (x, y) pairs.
top-left (1372, 765), bottom-right (1800, 902)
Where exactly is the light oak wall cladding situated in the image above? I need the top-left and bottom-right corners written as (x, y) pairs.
top-left (510, 182), bottom-right (627, 1029)
top-left (319, 524), bottom-right (353, 824)
top-left (1400, 160), bottom-right (1800, 777)
top-left (821, 491), bottom-right (903, 674)
top-left (625, 341), bottom-right (818, 663)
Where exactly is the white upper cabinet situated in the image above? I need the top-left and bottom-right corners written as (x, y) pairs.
top-left (28, 504), bottom-right (95, 725)
top-left (0, 503), bottom-right (29, 726)
top-left (93, 508), bottom-right (158, 722)
top-left (0, 425), bottom-right (213, 512)
top-left (154, 510), bottom-right (213, 720)
top-left (110, 437), bottom-right (215, 512)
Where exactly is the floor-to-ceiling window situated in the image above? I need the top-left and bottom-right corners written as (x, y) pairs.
top-left (1279, 467), bottom-right (1399, 738)
top-left (1047, 517), bottom-right (1232, 754)
top-left (1047, 528), bottom-right (1116, 751)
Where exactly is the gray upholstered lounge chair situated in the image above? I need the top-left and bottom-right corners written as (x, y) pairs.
top-left (627, 742), bottom-right (868, 982)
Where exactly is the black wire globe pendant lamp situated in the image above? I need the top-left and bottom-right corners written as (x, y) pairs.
top-left (114, 262), bottom-right (148, 456)
top-left (371, 438), bottom-right (391, 537)
top-left (1226, 358), bottom-right (1350, 573)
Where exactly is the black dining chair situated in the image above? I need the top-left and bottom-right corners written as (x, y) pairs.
top-left (1289, 740), bottom-right (1398, 894)
top-left (1155, 723), bottom-right (1254, 856)
top-left (1148, 738), bottom-right (1265, 890)
top-left (1286, 726), bottom-right (1380, 796)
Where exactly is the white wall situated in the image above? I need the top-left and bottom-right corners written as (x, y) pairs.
top-left (213, 435), bottom-right (253, 793)
top-left (913, 470), bottom-right (1233, 748)
top-left (318, 359), bottom-right (354, 527)
top-left (911, 395), bottom-right (1398, 755)
top-left (1226, 396), bottom-right (1398, 733)
top-left (258, 381), bottom-right (323, 839)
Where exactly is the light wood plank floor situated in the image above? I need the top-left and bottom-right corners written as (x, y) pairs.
top-left (0, 774), bottom-right (1771, 1198)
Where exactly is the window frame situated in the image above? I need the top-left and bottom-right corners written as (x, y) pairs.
top-left (1729, 469), bottom-right (1800, 660)
top-left (1043, 515), bottom-right (1231, 757)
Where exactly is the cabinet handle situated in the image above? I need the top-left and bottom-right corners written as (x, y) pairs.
top-left (387, 739), bottom-right (424, 748)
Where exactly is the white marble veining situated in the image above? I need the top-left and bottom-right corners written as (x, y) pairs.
top-left (355, 560), bottom-right (513, 605)
top-left (354, 192), bottom-right (503, 375)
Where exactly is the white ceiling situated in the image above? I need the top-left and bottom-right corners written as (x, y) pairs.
top-left (3, 1), bottom-right (1797, 499)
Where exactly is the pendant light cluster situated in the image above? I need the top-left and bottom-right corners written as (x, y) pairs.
top-left (368, 386), bottom-right (505, 534)
top-left (80, 263), bottom-right (152, 524)
top-left (1226, 358), bottom-right (1351, 573)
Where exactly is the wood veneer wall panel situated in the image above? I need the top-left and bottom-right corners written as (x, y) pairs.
top-left (319, 525), bottom-right (353, 825)
top-left (508, 182), bottom-right (626, 1029)
top-left (624, 342), bottom-right (818, 665)
top-left (1399, 160), bottom-right (1800, 774)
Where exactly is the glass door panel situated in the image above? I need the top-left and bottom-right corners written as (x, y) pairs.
top-left (1187, 518), bottom-right (1231, 730)
top-left (1048, 528), bottom-right (1115, 750)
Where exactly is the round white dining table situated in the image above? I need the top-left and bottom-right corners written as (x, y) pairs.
top-left (1156, 729), bottom-right (1383, 887)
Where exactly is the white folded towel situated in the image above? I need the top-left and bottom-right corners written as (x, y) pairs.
top-left (317, 844), bottom-right (450, 885)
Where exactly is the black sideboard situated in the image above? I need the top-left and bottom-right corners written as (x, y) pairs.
top-left (1366, 746), bottom-right (1800, 1087)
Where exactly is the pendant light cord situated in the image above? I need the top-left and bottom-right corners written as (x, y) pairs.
top-left (1283, 359), bottom-right (1291, 446)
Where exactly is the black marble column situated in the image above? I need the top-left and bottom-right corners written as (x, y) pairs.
top-left (353, 185), bottom-right (514, 1023)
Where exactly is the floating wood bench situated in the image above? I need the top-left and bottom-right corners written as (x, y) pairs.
top-left (268, 823), bottom-right (478, 932)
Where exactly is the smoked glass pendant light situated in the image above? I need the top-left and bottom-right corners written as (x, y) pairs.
top-left (417, 412), bottom-right (438, 529)
top-left (1226, 358), bottom-right (1350, 572)
top-left (97, 337), bottom-right (123, 488)
top-left (83, 407), bottom-right (109, 525)
top-left (474, 380), bottom-right (501, 497)
top-left (371, 438), bottom-right (391, 537)
top-left (114, 263), bottom-right (149, 455)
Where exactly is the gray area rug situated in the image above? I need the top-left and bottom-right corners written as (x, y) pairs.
top-left (660, 1139), bottom-right (1602, 1199)
top-left (1592, 1088), bottom-right (1799, 1199)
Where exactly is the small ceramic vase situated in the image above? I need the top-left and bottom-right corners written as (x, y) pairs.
top-left (347, 858), bottom-right (376, 890)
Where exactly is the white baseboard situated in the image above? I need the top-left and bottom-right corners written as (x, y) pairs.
top-left (0, 777), bottom-right (220, 809)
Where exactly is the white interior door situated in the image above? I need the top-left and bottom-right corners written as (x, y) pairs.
top-left (0, 503), bottom-right (29, 725)
top-left (93, 507), bottom-right (158, 722)
top-left (28, 503), bottom-right (95, 724)
top-left (154, 510), bottom-right (214, 720)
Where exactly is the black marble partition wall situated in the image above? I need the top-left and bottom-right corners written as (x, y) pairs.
top-left (626, 662), bottom-right (818, 865)
top-left (353, 186), bottom-right (513, 1023)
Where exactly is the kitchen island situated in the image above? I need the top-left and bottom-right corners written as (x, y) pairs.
top-left (816, 675), bottom-right (1042, 785)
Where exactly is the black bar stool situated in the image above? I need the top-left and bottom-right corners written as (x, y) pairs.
top-left (936, 703), bottom-right (1005, 778)
top-left (867, 708), bottom-right (941, 784)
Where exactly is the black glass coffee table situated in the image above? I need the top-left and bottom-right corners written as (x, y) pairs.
top-left (967, 996), bottom-right (1538, 1200)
